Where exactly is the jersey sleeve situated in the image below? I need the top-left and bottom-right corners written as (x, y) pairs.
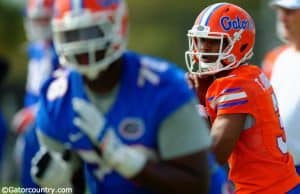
top-left (155, 65), bottom-right (197, 123)
top-left (135, 54), bottom-right (198, 127)
top-left (36, 74), bottom-right (70, 144)
top-left (135, 55), bottom-right (210, 159)
top-left (158, 98), bottom-right (212, 160)
top-left (36, 69), bottom-right (97, 151)
top-left (207, 76), bottom-right (265, 117)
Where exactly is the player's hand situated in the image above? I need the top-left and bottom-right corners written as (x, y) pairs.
top-left (185, 73), bottom-right (214, 105)
top-left (31, 147), bottom-right (74, 188)
top-left (72, 98), bottom-right (106, 142)
top-left (186, 72), bottom-right (201, 89)
top-left (72, 98), bottom-right (148, 178)
top-left (99, 129), bottom-right (148, 178)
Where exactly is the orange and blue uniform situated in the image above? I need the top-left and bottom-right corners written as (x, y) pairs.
top-left (206, 64), bottom-right (300, 194)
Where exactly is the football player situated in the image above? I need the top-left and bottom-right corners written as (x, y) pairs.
top-left (185, 2), bottom-right (300, 193)
top-left (11, 0), bottom-right (60, 191)
top-left (30, 0), bottom-right (213, 194)
top-left (261, 0), bottom-right (300, 175)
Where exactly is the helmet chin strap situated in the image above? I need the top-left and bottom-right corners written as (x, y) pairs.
top-left (77, 60), bottom-right (113, 80)
top-left (81, 65), bottom-right (108, 80)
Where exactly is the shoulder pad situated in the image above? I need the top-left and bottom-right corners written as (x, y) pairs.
top-left (46, 69), bottom-right (70, 101)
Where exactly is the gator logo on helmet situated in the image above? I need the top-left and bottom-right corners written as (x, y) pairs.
top-left (220, 16), bottom-right (250, 31)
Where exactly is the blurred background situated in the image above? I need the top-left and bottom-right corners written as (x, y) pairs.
top-left (0, 0), bottom-right (281, 184)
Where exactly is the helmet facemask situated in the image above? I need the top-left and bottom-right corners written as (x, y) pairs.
top-left (185, 25), bottom-right (249, 76)
top-left (52, 2), bottom-right (128, 80)
top-left (185, 3), bottom-right (255, 76)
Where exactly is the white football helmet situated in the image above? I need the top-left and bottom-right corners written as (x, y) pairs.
top-left (52, 0), bottom-right (128, 80)
top-left (24, 0), bottom-right (54, 42)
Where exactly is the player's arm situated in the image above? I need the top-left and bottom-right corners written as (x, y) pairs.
top-left (132, 98), bottom-right (212, 194)
top-left (210, 113), bottom-right (248, 164)
top-left (73, 97), bottom-right (212, 194)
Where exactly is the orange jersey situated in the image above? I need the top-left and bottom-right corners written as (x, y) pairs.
top-left (206, 65), bottom-right (300, 194)
top-left (261, 44), bottom-right (288, 79)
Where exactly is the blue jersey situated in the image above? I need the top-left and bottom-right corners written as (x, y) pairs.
top-left (37, 51), bottom-right (196, 194)
top-left (25, 41), bottom-right (59, 107)
top-left (208, 154), bottom-right (232, 194)
top-left (20, 40), bottom-right (59, 192)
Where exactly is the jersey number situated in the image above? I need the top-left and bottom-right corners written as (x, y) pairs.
top-left (271, 93), bottom-right (288, 154)
top-left (137, 57), bottom-right (168, 87)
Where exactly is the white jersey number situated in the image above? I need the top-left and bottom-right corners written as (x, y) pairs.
top-left (137, 57), bottom-right (168, 87)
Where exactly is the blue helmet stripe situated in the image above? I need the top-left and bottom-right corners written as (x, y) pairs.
top-left (200, 3), bottom-right (226, 26)
top-left (71, 0), bottom-right (83, 12)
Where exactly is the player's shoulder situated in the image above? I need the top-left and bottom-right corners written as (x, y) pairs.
top-left (124, 51), bottom-right (187, 85)
top-left (211, 65), bottom-right (265, 93)
top-left (216, 64), bottom-right (259, 81)
top-left (207, 66), bottom-right (267, 112)
top-left (124, 51), bottom-right (194, 103)
top-left (41, 67), bottom-right (82, 103)
top-left (44, 68), bottom-right (69, 101)
top-left (124, 51), bottom-right (175, 68)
